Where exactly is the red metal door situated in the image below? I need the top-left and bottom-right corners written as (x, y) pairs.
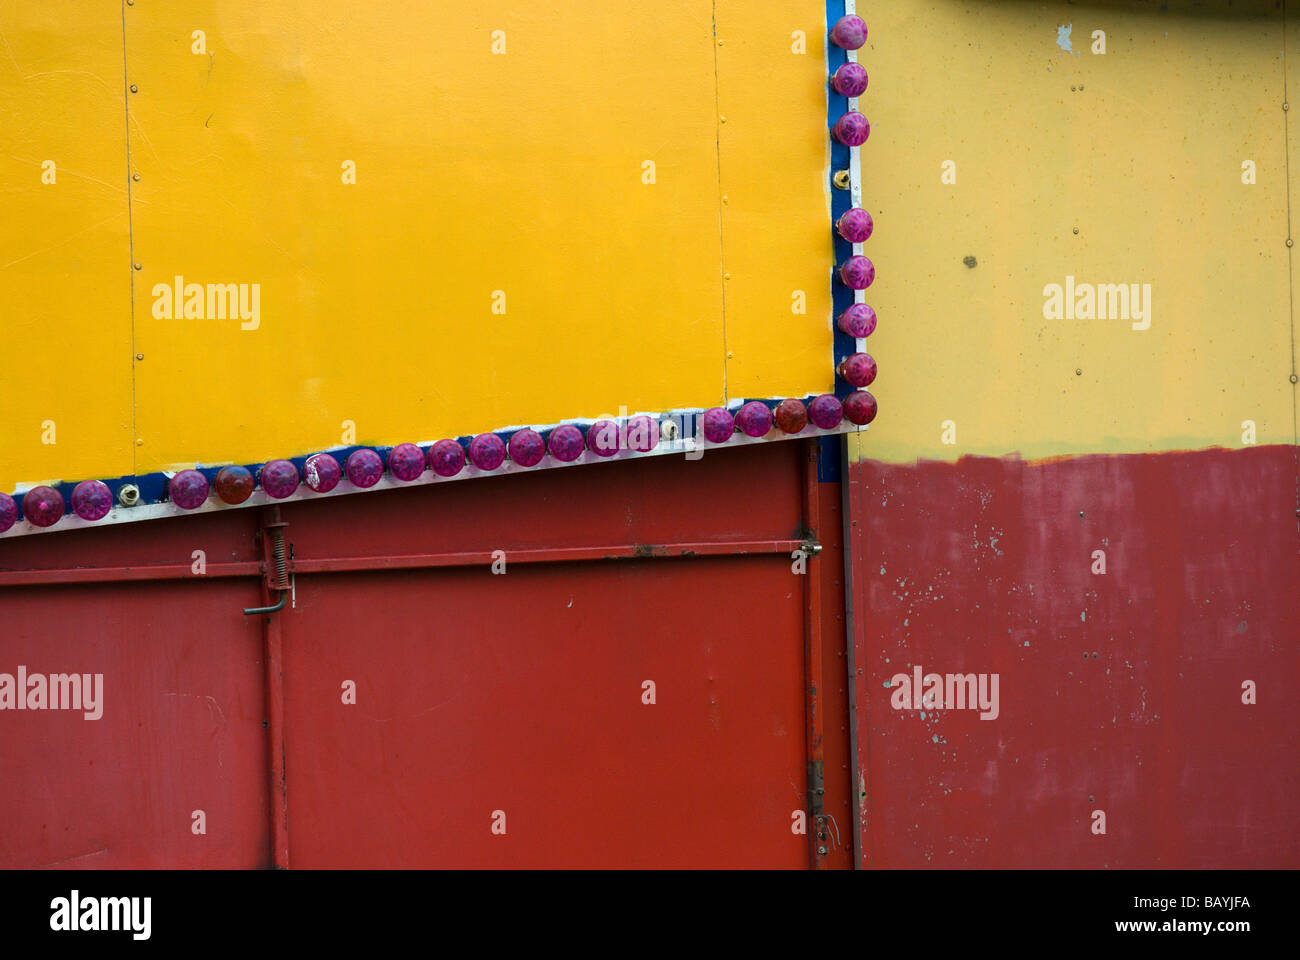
top-left (1, 441), bottom-right (850, 868)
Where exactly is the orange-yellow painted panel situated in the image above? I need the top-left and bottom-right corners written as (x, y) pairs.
top-left (718, 2), bottom-right (835, 399)
top-left (0, 1), bottom-right (133, 490)
top-left (120, 0), bottom-right (835, 473)
top-left (852, 0), bottom-right (1294, 464)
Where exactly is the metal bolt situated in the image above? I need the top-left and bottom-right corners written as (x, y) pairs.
top-left (118, 483), bottom-right (140, 506)
top-left (129, 84), bottom-right (138, 93)
top-left (832, 170), bottom-right (851, 190)
top-left (817, 846), bottom-right (828, 855)
top-left (135, 353), bottom-right (144, 361)
top-left (133, 262), bottom-right (142, 270)
top-left (132, 173), bottom-right (141, 182)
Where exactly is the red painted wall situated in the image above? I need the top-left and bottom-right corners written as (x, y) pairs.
top-left (847, 446), bottom-right (1300, 868)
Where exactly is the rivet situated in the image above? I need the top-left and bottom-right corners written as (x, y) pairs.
top-left (133, 262), bottom-right (142, 270)
top-left (127, 0), bottom-right (134, 5)
top-left (723, 272), bottom-right (731, 280)
top-left (1071, 86), bottom-right (1076, 92)
top-left (1079, 511), bottom-right (1085, 518)
top-left (1075, 368), bottom-right (1082, 376)
top-left (132, 172), bottom-right (141, 182)
top-left (1286, 102), bottom-right (1291, 111)
top-left (719, 116), bottom-right (726, 123)
top-left (118, 483), bottom-right (140, 506)
top-left (135, 352), bottom-right (144, 361)
top-left (1088, 795), bottom-right (1095, 803)
top-left (1073, 227), bottom-right (1079, 235)
top-left (722, 195), bottom-right (729, 204)
top-left (817, 846), bottom-right (828, 855)
top-left (717, 39), bottom-right (724, 46)
top-left (1092, 651), bottom-right (1098, 659)
top-left (129, 84), bottom-right (138, 93)
top-left (135, 438), bottom-right (144, 446)
top-left (1291, 373), bottom-right (1298, 384)
top-left (1288, 238), bottom-right (1294, 248)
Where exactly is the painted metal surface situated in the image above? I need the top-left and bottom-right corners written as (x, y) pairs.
top-left (0, 441), bottom-right (847, 868)
top-left (0, 1), bottom-right (838, 498)
top-left (845, 0), bottom-right (1299, 867)
top-left (848, 447), bottom-right (1300, 867)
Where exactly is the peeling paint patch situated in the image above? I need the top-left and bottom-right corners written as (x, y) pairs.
top-left (1056, 24), bottom-right (1073, 54)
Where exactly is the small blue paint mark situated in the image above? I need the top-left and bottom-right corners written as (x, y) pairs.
top-left (931, 735), bottom-right (940, 743)
top-left (883, 680), bottom-right (892, 688)
top-left (1080, 610), bottom-right (1087, 622)
top-left (1056, 24), bottom-right (1073, 53)
top-left (1024, 640), bottom-right (1030, 647)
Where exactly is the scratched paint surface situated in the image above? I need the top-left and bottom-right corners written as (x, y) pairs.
top-left (850, 447), bottom-right (1300, 867)
top-left (0, 1), bottom-right (834, 488)
top-left (847, 0), bottom-right (1300, 868)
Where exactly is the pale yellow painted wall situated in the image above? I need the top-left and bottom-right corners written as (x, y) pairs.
top-left (0, 1), bottom-right (835, 487)
top-left (852, 0), bottom-right (1297, 464)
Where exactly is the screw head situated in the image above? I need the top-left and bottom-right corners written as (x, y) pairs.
top-left (129, 84), bottom-right (138, 93)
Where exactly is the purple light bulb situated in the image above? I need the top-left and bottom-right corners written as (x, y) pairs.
top-left (71, 480), bottom-right (112, 521)
top-left (625, 416), bottom-right (659, 453)
top-left (468, 434), bottom-right (506, 471)
top-left (346, 449), bottom-right (384, 488)
top-left (169, 470), bottom-right (210, 510)
top-left (0, 493), bottom-right (17, 533)
top-left (429, 439), bottom-right (466, 477)
top-left (836, 208), bottom-right (873, 243)
top-left (830, 15), bottom-right (868, 50)
top-left (808, 394), bottom-right (844, 430)
top-left (547, 425), bottom-right (585, 463)
top-left (261, 460), bottom-right (300, 499)
top-left (508, 429), bottom-right (545, 467)
top-left (388, 443), bottom-right (425, 482)
top-left (833, 112), bottom-right (870, 147)
top-left (736, 401), bottom-right (774, 438)
top-left (587, 420), bottom-right (620, 458)
top-left (837, 304), bottom-right (877, 338)
top-left (22, 485), bottom-right (64, 527)
top-left (831, 62), bottom-right (869, 97)
top-left (839, 255), bottom-right (875, 290)
top-left (304, 454), bottom-right (342, 493)
top-left (701, 408), bottom-right (735, 444)
top-left (838, 353), bottom-right (877, 388)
